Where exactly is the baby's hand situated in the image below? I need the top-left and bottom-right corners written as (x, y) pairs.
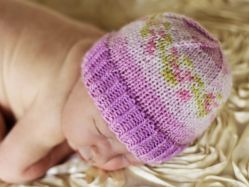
top-left (0, 0), bottom-right (103, 183)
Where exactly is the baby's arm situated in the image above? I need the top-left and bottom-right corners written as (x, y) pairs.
top-left (0, 0), bottom-right (104, 183)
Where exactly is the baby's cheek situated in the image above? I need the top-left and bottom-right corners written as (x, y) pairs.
top-left (61, 78), bottom-right (97, 146)
top-left (62, 114), bottom-right (95, 149)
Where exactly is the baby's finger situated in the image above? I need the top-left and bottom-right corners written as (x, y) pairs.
top-left (0, 108), bottom-right (65, 183)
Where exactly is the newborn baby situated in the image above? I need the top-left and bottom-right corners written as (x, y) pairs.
top-left (0, 0), bottom-right (232, 184)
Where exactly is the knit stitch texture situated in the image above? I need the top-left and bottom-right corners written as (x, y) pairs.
top-left (81, 12), bottom-right (232, 164)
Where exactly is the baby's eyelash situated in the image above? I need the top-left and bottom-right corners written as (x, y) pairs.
top-left (92, 118), bottom-right (104, 136)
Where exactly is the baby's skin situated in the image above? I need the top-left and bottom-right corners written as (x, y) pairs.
top-left (0, 0), bottom-right (142, 183)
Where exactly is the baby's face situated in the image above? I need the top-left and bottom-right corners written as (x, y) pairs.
top-left (62, 78), bottom-right (143, 171)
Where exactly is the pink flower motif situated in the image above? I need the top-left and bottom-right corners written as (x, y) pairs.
top-left (182, 70), bottom-right (194, 82)
top-left (176, 89), bottom-right (192, 102)
top-left (208, 93), bottom-right (215, 100)
top-left (204, 93), bottom-right (218, 112)
top-left (175, 72), bottom-right (182, 82)
top-left (171, 47), bottom-right (178, 56)
top-left (145, 38), bottom-right (156, 55)
top-left (172, 63), bottom-right (180, 71)
top-left (173, 64), bottom-right (190, 83)
top-left (158, 30), bottom-right (166, 37)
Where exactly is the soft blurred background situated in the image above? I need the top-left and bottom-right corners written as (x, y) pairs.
top-left (2, 0), bottom-right (249, 186)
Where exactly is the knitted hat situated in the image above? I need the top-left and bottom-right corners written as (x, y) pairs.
top-left (81, 12), bottom-right (232, 164)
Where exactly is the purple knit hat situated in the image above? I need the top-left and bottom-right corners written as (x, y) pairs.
top-left (81, 12), bottom-right (232, 164)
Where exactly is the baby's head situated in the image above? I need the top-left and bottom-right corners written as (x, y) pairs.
top-left (62, 12), bottom-right (232, 171)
